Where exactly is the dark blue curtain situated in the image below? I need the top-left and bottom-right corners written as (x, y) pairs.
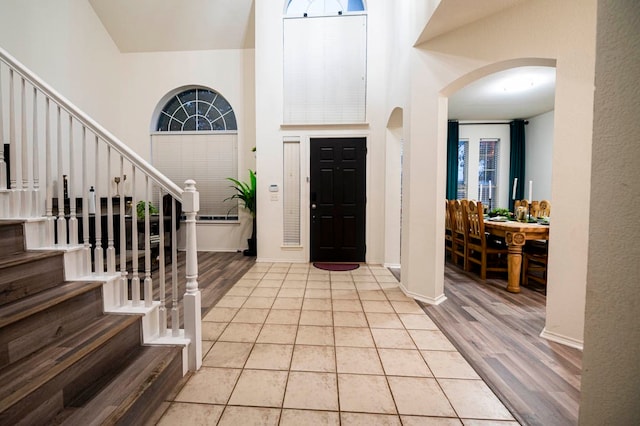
top-left (446, 121), bottom-right (459, 200)
top-left (509, 119), bottom-right (526, 210)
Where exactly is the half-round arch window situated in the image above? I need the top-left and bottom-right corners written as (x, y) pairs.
top-left (156, 88), bottom-right (237, 132)
top-left (285, 0), bottom-right (365, 17)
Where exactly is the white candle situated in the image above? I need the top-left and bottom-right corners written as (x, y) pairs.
top-left (512, 178), bottom-right (518, 200)
top-left (528, 180), bottom-right (533, 203)
top-left (479, 184), bottom-right (482, 200)
top-left (488, 180), bottom-right (492, 199)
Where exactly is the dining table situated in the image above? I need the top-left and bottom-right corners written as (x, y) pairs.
top-left (483, 219), bottom-right (550, 293)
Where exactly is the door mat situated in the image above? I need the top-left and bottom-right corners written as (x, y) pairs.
top-left (313, 262), bottom-right (360, 272)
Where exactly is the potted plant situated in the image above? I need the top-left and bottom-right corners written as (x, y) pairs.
top-left (226, 169), bottom-right (256, 256)
top-left (136, 200), bottom-right (159, 220)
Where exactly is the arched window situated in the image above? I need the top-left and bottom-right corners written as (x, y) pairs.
top-left (285, 0), bottom-right (365, 17)
top-left (156, 88), bottom-right (237, 132)
top-left (151, 87), bottom-right (239, 221)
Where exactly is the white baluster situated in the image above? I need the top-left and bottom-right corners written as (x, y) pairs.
top-left (0, 64), bottom-right (6, 192)
top-left (119, 156), bottom-right (128, 305)
top-left (9, 69), bottom-right (19, 217)
top-left (20, 78), bottom-right (30, 217)
top-left (106, 146), bottom-right (116, 273)
top-left (144, 177), bottom-right (152, 307)
top-left (81, 126), bottom-right (91, 273)
top-left (93, 135), bottom-right (103, 274)
top-left (131, 167), bottom-right (140, 306)
top-left (32, 87), bottom-right (40, 217)
top-left (67, 116), bottom-right (77, 244)
top-left (56, 106), bottom-right (66, 244)
top-left (158, 189), bottom-right (167, 336)
top-left (44, 98), bottom-right (54, 245)
top-left (171, 195), bottom-right (179, 337)
top-left (183, 179), bottom-right (201, 371)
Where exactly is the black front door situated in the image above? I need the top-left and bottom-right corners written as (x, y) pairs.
top-left (310, 138), bottom-right (366, 262)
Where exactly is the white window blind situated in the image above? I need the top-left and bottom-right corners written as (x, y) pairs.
top-left (478, 139), bottom-right (499, 205)
top-left (283, 139), bottom-right (301, 245)
top-left (283, 15), bottom-right (367, 124)
top-left (151, 133), bottom-right (238, 219)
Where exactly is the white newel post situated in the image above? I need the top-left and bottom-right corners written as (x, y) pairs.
top-left (182, 180), bottom-right (201, 371)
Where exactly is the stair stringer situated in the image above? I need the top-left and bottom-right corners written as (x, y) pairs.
top-left (101, 276), bottom-right (191, 376)
top-left (21, 218), bottom-right (191, 377)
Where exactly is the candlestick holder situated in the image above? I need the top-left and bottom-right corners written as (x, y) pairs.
top-left (489, 197), bottom-right (492, 212)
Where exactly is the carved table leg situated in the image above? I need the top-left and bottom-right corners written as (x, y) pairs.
top-left (505, 231), bottom-right (526, 293)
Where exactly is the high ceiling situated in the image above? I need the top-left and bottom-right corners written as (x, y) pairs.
top-left (448, 66), bottom-right (556, 120)
top-left (88, 0), bottom-right (255, 52)
top-left (88, 0), bottom-right (554, 119)
top-left (416, 0), bottom-right (555, 120)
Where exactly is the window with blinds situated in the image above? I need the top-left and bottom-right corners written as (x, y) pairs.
top-left (457, 139), bottom-right (469, 199)
top-left (283, 14), bottom-right (367, 124)
top-left (283, 139), bottom-right (301, 245)
top-left (151, 133), bottom-right (238, 220)
top-left (152, 87), bottom-right (239, 221)
top-left (478, 139), bottom-right (499, 206)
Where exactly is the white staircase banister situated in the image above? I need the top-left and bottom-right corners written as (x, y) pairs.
top-left (0, 46), bottom-right (182, 199)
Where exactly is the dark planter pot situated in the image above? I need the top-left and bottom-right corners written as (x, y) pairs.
top-left (243, 217), bottom-right (257, 256)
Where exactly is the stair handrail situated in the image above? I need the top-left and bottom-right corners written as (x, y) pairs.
top-left (0, 46), bottom-right (182, 199)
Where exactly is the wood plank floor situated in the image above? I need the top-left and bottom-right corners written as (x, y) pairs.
top-left (146, 251), bottom-right (255, 326)
top-left (391, 264), bottom-right (582, 426)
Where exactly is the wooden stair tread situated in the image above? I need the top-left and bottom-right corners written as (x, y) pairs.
top-left (0, 280), bottom-right (104, 329)
top-left (61, 345), bottom-right (182, 425)
top-left (0, 314), bottom-right (140, 412)
top-left (0, 249), bottom-right (62, 269)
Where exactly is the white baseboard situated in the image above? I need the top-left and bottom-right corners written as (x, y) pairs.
top-left (399, 283), bottom-right (447, 305)
top-left (540, 328), bottom-right (584, 350)
top-left (383, 263), bottom-right (401, 269)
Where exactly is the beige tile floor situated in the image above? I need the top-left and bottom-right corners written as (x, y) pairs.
top-left (156, 263), bottom-right (518, 425)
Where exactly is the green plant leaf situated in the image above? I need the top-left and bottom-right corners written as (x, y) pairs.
top-left (225, 169), bottom-right (256, 217)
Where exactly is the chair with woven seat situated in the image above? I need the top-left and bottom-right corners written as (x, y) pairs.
top-left (465, 200), bottom-right (508, 279)
top-left (451, 199), bottom-right (469, 270)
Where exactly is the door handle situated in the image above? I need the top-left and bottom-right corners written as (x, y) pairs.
top-left (311, 204), bottom-right (317, 209)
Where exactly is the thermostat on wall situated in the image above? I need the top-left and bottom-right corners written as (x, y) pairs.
top-left (269, 184), bottom-right (279, 192)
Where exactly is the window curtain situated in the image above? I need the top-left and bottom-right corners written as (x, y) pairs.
top-left (509, 119), bottom-right (526, 209)
top-left (446, 120), bottom-right (459, 200)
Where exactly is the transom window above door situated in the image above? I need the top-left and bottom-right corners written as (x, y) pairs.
top-left (285, 0), bottom-right (365, 17)
top-left (156, 88), bottom-right (237, 132)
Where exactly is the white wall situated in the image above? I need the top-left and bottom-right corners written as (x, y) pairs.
top-left (0, 0), bottom-right (122, 132)
top-left (0, 1), bottom-right (256, 252)
top-left (402, 0), bottom-right (597, 345)
top-left (254, 0), bottom-right (391, 265)
top-left (580, 0), bottom-right (640, 422)
top-left (458, 123), bottom-right (511, 208)
top-left (117, 49), bottom-right (256, 251)
top-left (525, 110), bottom-right (554, 202)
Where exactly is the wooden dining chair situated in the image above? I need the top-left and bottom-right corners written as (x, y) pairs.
top-left (522, 199), bottom-right (550, 292)
top-left (522, 246), bottom-right (548, 293)
top-left (529, 200), bottom-right (540, 218)
top-left (466, 200), bottom-right (508, 279)
top-left (451, 199), bottom-right (469, 270)
top-left (445, 200), bottom-right (454, 260)
top-left (538, 200), bottom-right (551, 217)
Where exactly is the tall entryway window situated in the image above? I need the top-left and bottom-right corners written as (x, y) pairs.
top-left (309, 138), bottom-right (366, 262)
top-left (151, 87), bottom-right (238, 220)
top-left (283, 0), bottom-right (367, 125)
